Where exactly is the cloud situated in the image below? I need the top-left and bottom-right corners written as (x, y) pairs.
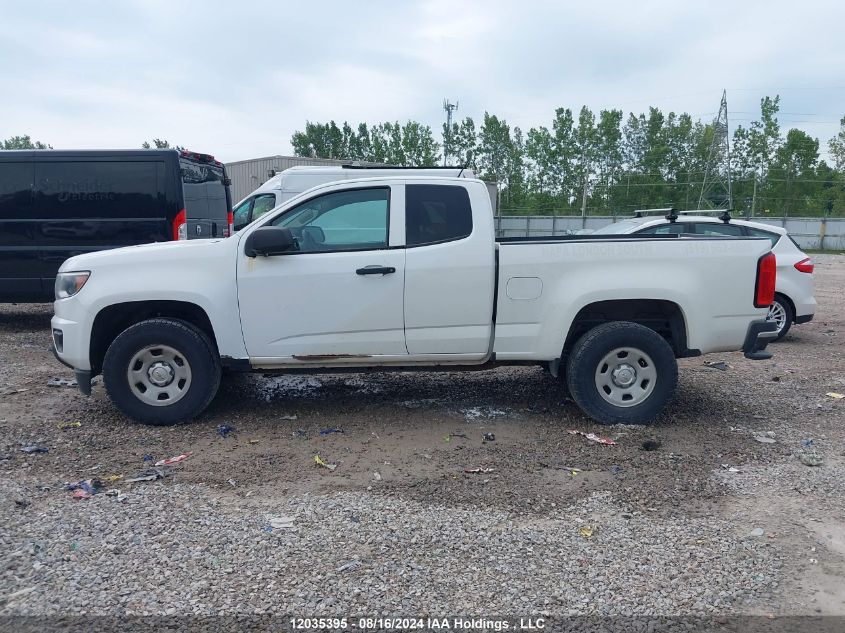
top-left (1, 0), bottom-right (843, 162)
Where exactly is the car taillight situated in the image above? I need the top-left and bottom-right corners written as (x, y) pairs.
top-left (223, 210), bottom-right (234, 237)
top-left (172, 209), bottom-right (187, 241)
top-left (754, 252), bottom-right (776, 308)
top-left (794, 257), bottom-right (814, 274)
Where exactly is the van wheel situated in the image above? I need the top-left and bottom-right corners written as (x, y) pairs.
top-left (103, 319), bottom-right (221, 425)
top-left (566, 321), bottom-right (677, 425)
top-left (767, 294), bottom-right (793, 341)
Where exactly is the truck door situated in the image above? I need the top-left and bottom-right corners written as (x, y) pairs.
top-left (237, 185), bottom-right (407, 359)
top-left (403, 183), bottom-right (495, 356)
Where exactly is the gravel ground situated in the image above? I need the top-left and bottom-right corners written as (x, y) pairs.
top-left (1, 254), bottom-right (844, 623)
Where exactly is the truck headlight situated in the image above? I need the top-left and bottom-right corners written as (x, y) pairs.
top-left (55, 272), bottom-right (91, 300)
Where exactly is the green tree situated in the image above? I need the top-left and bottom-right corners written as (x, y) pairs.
top-left (141, 138), bottom-right (185, 150)
top-left (442, 117), bottom-right (477, 168)
top-left (829, 116), bottom-right (845, 172)
top-left (2, 135), bottom-right (51, 149)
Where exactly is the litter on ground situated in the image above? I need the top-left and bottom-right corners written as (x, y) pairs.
top-left (314, 454), bottom-right (337, 471)
top-left (568, 430), bottom-right (616, 445)
top-left (268, 516), bottom-right (295, 530)
top-left (56, 422), bottom-right (81, 430)
top-left (154, 452), bottom-right (191, 467)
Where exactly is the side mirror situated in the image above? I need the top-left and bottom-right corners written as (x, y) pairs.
top-left (244, 226), bottom-right (297, 257)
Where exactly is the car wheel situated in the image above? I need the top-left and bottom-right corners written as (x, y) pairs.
top-left (767, 295), bottom-right (794, 341)
top-left (103, 318), bottom-right (221, 425)
top-left (566, 321), bottom-right (678, 425)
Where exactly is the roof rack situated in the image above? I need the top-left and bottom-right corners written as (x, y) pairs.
top-left (633, 207), bottom-right (679, 222)
top-left (677, 208), bottom-right (733, 224)
top-left (341, 164), bottom-right (462, 170)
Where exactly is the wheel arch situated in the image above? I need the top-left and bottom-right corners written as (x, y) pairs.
top-left (560, 299), bottom-right (693, 361)
top-left (773, 291), bottom-right (796, 323)
top-left (90, 300), bottom-right (217, 375)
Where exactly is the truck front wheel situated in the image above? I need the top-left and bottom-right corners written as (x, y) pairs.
top-left (566, 321), bottom-right (677, 425)
top-left (102, 318), bottom-right (221, 425)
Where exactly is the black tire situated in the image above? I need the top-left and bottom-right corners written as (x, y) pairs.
top-left (769, 294), bottom-right (794, 341)
top-left (566, 321), bottom-right (678, 425)
top-left (102, 318), bottom-right (221, 425)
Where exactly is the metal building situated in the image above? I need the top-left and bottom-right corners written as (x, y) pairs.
top-left (225, 155), bottom-right (383, 202)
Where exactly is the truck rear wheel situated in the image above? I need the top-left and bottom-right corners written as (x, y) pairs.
top-left (566, 321), bottom-right (677, 425)
top-left (102, 318), bottom-right (221, 425)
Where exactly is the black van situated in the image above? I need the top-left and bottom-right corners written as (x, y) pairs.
top-left (0, 149), bottom-right (232, 302)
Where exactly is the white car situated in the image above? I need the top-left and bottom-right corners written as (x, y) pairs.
top-left (52, 178), bottom-right (778, 426)
top-left (595, 213), bottom-right (816, 340)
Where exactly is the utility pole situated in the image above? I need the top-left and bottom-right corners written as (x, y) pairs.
top-left (580, 140), bottom-right (590, 228)
top-left (699, 90), bottom-right (733, 209)
top-left (443, 99), bottom-right (459, 166)
top-left (750, 172), bottom-right (757, 218)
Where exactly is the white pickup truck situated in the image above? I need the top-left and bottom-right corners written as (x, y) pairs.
top-left (52, 177), bottom-right (778, 426)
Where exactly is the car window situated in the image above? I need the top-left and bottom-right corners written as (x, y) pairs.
top-left (637, 223), bottom-right (684, 235)
top-left (406, 184), bottom-right (472, 246)
top-left (232, 197), bottom-right (252, 230)
top-left (691, 222), bottom-right (744, 237)
top-left (271, 187), bottom-right (389, 253)
top-left (251, 194), bottom-right (277, 222)
top-left (746, 227), bottom-right (780, 248)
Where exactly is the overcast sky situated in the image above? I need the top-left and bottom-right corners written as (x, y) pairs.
top-left (2, 0), bottom-right (844, 163)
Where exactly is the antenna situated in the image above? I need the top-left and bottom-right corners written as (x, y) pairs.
top-left (698, 90), bottom-right (733, 209)
top-left (443, 99), bottom-right (459, 166)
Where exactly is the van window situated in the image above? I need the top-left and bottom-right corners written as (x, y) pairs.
top-left (406, 184), bottom-right (472, 247)
top-left (233, 197), bottom-right (252, 231)
top-left (179, 158), bottom-right (228, 220)
top-left (251, 194), bottom-right (277, 222)
top-left (34, 161), bottom-right (163, 219)
top-left (273, 187), bottom-right (389, 253)
top-left (0, 162), bottom-right (33, 219)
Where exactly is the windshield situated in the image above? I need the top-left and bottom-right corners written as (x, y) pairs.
top-left (592, 218), bottom-right (650, 234)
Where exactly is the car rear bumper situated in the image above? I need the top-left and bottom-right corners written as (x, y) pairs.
top-left (794, 313), bottom-right (814, 325)
top-left (743, 319), bottom-right (778, 360)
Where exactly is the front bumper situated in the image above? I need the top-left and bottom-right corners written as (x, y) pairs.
top-left (742, 319), bottom-right (778, 360)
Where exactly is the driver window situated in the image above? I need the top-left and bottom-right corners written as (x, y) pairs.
top-left (271, 187), bottom-right (389, 253)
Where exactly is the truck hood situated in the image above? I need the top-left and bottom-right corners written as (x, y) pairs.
top-left (59, 239), bottom-right (230, 273)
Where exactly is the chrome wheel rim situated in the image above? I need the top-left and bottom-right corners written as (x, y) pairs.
top-left (127, 345), bottom-right (192, 406)
top-left (767, 301), bottom-right (787, 334)
top-left (594, 347), bottom-right (657, 408)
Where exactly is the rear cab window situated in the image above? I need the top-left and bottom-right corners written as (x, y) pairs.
top-left (405, 184), bottom-right (472, 246)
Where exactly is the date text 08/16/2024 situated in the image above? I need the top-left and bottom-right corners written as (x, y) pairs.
top-left (289, 617), bottom-right (546, 631)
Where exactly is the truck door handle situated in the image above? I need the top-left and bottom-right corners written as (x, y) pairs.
top-left (356, 265), bottom-right (396, 275)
